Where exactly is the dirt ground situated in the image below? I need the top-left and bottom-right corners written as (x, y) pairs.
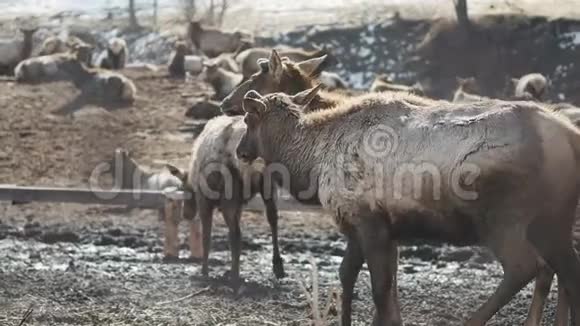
top-left (0, 68), bottom-right (565, 326)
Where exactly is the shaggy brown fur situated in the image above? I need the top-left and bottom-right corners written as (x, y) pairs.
top-left (220, 50), bottom-right (329, 115)
top-left (235, 45), bottom-right (334, 79)
top-left (237, 87), bottom-right (580, 326)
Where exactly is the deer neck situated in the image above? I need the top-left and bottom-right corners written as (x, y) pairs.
top-left (20, 34), bottom-right (34, 60)
top-left (260, 114), bottom-right (321, 204)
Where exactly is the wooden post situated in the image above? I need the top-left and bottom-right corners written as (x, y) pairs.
top-left (163, 199), bottom-right (180, 259)
top-left (189, 218), bottom-right (203, 258)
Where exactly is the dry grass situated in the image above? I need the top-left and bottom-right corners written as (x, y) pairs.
top-left (299, 256), bottom-right (341, 326)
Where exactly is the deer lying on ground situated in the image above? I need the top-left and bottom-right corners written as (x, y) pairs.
top-left (209, 52), bottom-right (239, 73)
top-left (369, 73), bottom-right (424, 95)
top-left (235, 45), bottom-right (334, 80)
top-left (38, 35), bottom-right (93, 67)
top-left (236, 85), bottom-right (580, 326)
top-left (185, 98), bottom-right (222, 120)
top-left (452, 77), bottom-right (488, 103)
top-left (187, 21), bottom-right (253, 58)
top-left (198, 61), bottom-right (243, 100)
top-left (168, 41), bottom-right (192, 78)
top-left (109, 148), bottom-right (201, 259)
top-left (167, 53), bottom-right (331, 289)
top-left (512, 73), bottom-right (548, 101)
top-left (319, 71), bottom-right (348, 90)
top-left (0, 27), bottom-right (37, 75)
top-left (98, 37), bottom-right (128, 70)
top-left (15, 44), bottom-right (92, 83)
top-left (16, 47), bottom-right (136, 103)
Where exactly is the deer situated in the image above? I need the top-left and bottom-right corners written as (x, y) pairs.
top-left (452, 77), bottom-right (488, 103)
top-left (168, 40), bottom-right (192, 78)
top-left (187, 20), bottom-right (253, 58)
top-left (198, 61), bottom-right (243, 100)
top-left (235, 45), bottom-right (335, 80)
top-left (38, 35), bottom-right (93, 67)
top-left (108, 148), bottom-right (201, 260)
top-left (512, 73), bottom-right (548, 101)
top-left (369, 73), bottom-right (424, 96)
top-left (98, 37), bottom-right (128, 70)
top-left (235, 85), bottom-right (580, 326)
top-left (0, 27), bottom-right (37, 75)
top-left (166, 52), bottom-right (333, 290)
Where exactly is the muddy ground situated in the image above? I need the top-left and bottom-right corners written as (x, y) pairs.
top-left (0, 69), bottom-right (564, 326)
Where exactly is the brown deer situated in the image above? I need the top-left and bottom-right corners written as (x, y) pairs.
top-left (512, 73), bottom-right (548, 101)
top-left (38, 36), bottom-right (93, 67)
top-left (168, 41), bottom-right (192, 78)
top-left (98, 37), bottom-right (128, 70)
top-left (0, 27), bottom-right (37, 75)
top-left (167, 52), bottom-right (334, 290)
top-left (236, 86), bottom-right (580, 326)
top-left (235, 45), bottom-right (334, 80)
top-left (187, 20), bottom-right (253, 58)
top-left (369, 73), bottom-right (424, 95)
top-left (452, 76), bottom-right (487, 103)
top-left (220, 50), bottom-right (329, 116)
top-left (198, 61), bottom-right (243, 100)
top-left (224, 50), bottom-right (406, 325)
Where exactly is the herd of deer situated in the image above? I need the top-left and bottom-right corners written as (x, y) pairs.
top-left (3, 20), bottom-right (580, 326)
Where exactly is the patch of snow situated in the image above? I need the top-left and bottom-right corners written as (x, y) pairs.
top-left (358, 47), bottom-right (371, 58)
top-left (348, 71), bottom-right (365, 89)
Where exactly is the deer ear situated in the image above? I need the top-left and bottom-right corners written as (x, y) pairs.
top-left (268, 50), bottom-right (283, 80)
top-left (243, 91), bottom-right (267, 115)
top-left (257, 58), bottom-right (269, 72)
top-left (296, 55), bottom-right (327, 77)
top-left (165, 164), bottom-right (187, 182)
top-left (292, 84), bottom-right (322, 107)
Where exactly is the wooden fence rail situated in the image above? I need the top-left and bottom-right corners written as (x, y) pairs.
top-left (0, 185), bottom-right (321, 212)
top-left (0, 184), bottom-right (322, 260)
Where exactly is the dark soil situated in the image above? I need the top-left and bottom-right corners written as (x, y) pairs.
top-left (0, 13), bottom-right (572, 326)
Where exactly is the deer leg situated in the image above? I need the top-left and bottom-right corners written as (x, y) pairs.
top-left (260, 188), bottom-right (285, 279)
top-left (197, 197), bottom-right (214, 277)
top-left (387, 242), bottom-right (402, 326)
top-left (221, 201), bottom-right (243, 289)
top-left (528, 213), bottom-right (580, 326)
top-left (357, 214), bottom-right (401, 326)
top-left (339, 229), bottom-right (364, 326)
top-left (554, 277), bottom-right (570, 326)
top-left (524, 266), bottom-right (555, 326)
top-left (466, 229), bottom-right (539, 326)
